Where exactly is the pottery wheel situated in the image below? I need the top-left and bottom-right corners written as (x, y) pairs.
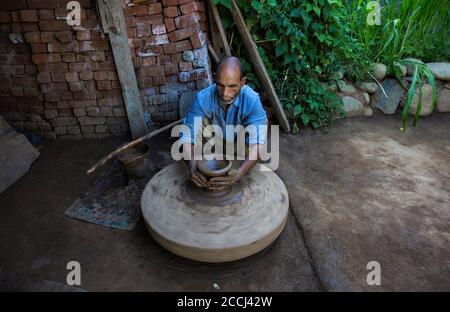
top-left (141, 162), bottom-right (289, 262)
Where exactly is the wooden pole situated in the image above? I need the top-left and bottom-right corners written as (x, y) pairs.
top-left (86, 119), bottom-right (182, 175)
top-left (230, 0), bottom-right (290, 132)
top-left (207, 0), bottom-right (231, 56)
top-left (96, 0), bottom-right (148, 139)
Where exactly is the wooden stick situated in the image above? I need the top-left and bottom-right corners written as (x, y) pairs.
top-left (86, 119), bottom-right (182, 175)
top-left (208, 0), bottom-right (231, 56)
top-left (207, 42), bottom-right (220, 64)
top-left (230, 0), bottom-right (290, 132)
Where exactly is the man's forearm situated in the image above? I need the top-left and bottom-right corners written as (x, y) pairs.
top-left (237, 144), bottom-right (261, 178)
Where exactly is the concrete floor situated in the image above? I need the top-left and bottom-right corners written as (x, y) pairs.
top-left (1, 111), bottom-right (449, 291)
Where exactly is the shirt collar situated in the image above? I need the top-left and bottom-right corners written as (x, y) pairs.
top-left (214, 84), bottom-right (242, 108)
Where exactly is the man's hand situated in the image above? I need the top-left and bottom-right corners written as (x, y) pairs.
top-left (207, 168), bottom-right (242, 191)
top-left (188, 160), bottom-right (208, 188)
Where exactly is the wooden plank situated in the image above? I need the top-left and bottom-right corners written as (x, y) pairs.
top-left (207, 0), bottom-right (231, 56)
top-left (230, 0), bottom-right (290, 132)
top-left (206, 0), bottom-right (225, 58)
top-left (96, 0), bottom-right (148, 139)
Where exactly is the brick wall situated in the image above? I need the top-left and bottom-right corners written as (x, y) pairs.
top-left (0, 0), bottom-right (212, 139)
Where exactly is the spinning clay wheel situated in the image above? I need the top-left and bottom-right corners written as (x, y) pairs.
top-left (141, 160), bottom-right (289, 262)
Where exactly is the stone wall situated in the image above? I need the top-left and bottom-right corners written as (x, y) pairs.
top-left (0, 0), bottom-right (211, 139)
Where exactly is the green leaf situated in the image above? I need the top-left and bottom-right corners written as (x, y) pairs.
top-left (294, 104), bottom-right (302, 116)
top-left (251, 0), bottom-right (262, 11)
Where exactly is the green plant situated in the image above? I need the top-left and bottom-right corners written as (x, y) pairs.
top-left (399, 60), bottom-right (437, 131)
top-left (344, 0), bottom-right (448, 129)
top-left (213, 0), bottom-right (363, 130)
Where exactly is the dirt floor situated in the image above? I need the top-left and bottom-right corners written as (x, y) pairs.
top-left (1, 111), bottom-right (449, 291)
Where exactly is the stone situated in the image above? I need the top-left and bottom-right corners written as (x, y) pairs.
top-left (342, 96), bottom-right (364, 117)
top-left (370, 63), bottom-right (387, 81)
top-left (363, 92), bottom-right (370, 105)
top-left (0, 116), bottom-right (40, 194)
top-left (409, 84), bottom-right (434, 116)
top-left (437, 88), bottom-right (450, 112)
top-left (402, 58), bottom-right (423, 76)
top-left (426, 62), bottom-right (450, 81)
top-left (357, 82), bottom-right (378, 94)
top-left (363, 106), bottom-right (373, 117)
top-left (182, 50), bottom-right (195, 62)
top-left (394, 62), bottom-right (407, 77)
top-left (337, 80), bottom-right (357, 94)
top-left (371, 79), bottom-right (404, 114)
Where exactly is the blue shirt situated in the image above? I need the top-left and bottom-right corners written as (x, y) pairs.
top-left (180, 84), bottom-right (267, 145)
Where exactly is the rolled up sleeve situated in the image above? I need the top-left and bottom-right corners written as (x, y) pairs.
top-left (244, 96), bottom-right (267, 145)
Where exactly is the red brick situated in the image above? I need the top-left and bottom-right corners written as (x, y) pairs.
top-left (152, 24), bottom-right (166, 35)
top-left (62, 53), bottom-right (76, 62)
top-left (92, 40), bottom-right (109, 51)
top-left (179, 61), bottom-right (193, 72)
top-left (78, 117), bottom-right (106, 126)
top-left (32, 53), bottom-right (61, 64)
top-left (157, 55), bottom-right (172, 65)
top-left (39, 20), bottom-right (69, 31)
top-left (148, 3), bottom-right (162, 14)
top-left (24, 32), bottom-right (41, 43)
top-left (180, 2), bottom-right (198, 14)
top-left (164, 18), bottom-right (176, 32)
top-left (97, 80), bottom-right (111, 90)
top-left (89, 51), bottom-right (106, 62)
top-left (51, 73), bottom-right (65, 82)
top-left (76, 54), bottom-right (91, 62)
top-left (137, 24), bottom-right (152, 37)
top-left (164, 6), bottom-right (179, 18)
top-left (179, 0), bottom-right (195, 4)
top-left (165, 64), bottom-right (179, 75)
top-left (79, 41), bottom-right (95, 51)
top-left (81, 125), bottom-right (94, 133)
top-left (111, 81), bottom-right (120, 89)
top-left (190, 31), bottom-right (206, 49)
top-left (27, 0), bottom-right (58, 9)
top-left (69, 62), bottom-right (98, 72)
top-left (197, 1), bottom-right (206, 12)
top-left (20, 10), bottom-right (38, 22)
top-left (125, 16), bottom-right (136, 28)
top-left (135, 14), bottom-right (164, 25)
top-left (127, 27), bottom-right (136, 38)
top-left (76, 30), bottom-right (91, 41)
top-left (168, 23), bottom-right (200, 42)
top-left (39, 10), bottom-right (54, 20)
top-left (40, 32), bottom-right (55, 43)
top-left (174, 12), bottom-right (199, 29)
top-left (162, 0), bottom-right (179, 6)
top-left (22, 23), bottom-right (38, 32)
top-left (171, 53), bottom-right (183, 63)
top-left (148, 34), bottom-right (169, 45)
top-left (79, 71), bottom-right (94, 80)
top-left (55, 31), bottom-right (72, 43)
top-left (142, 57), bottom-right (156, 67)
top-left (98, 61), bottom-right (116, 71)
top-left (107, 71), bottom-right (118, 80)
top-left (73, 107), bottom-right (86, 117)
top-left (94, 71), bottom-right (108, 81)
top-left (140, 66), bottom-right (165, 77)
top-left (65, 72), bottom-right (79, 82)
top-left (47, 41), bottom-right (79, 53)
top-left (98, 98), bottom-right (123, 107)
top-left (70, 100), bottom-right (96, 108)
top-left (11, 22), bottom-right (22, 32)
top-left (37, 62), bottom-right (68, 73)
top-left (99, 107), bottom-right (113, 117)
top-left (133, 4), bottom-right (147, 16)
top-left (86, 107), bottom-right (100, 117)
top-left (37, 72), bottom-right (51, 84)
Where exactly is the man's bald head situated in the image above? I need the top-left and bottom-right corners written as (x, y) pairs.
top-left (217, 56), bottom-right (243, 78)
top-left (215, 56), bottom-right (247, 104)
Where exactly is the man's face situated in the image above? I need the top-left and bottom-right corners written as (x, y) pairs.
top-left (215, 66), bottom-right (246, 104)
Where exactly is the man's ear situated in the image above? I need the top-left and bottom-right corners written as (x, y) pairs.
top-left (240, 76), bottom-right (247, 86)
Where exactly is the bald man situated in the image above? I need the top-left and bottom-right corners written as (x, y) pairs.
top-left (179, 56), bottom-right (268, 191)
